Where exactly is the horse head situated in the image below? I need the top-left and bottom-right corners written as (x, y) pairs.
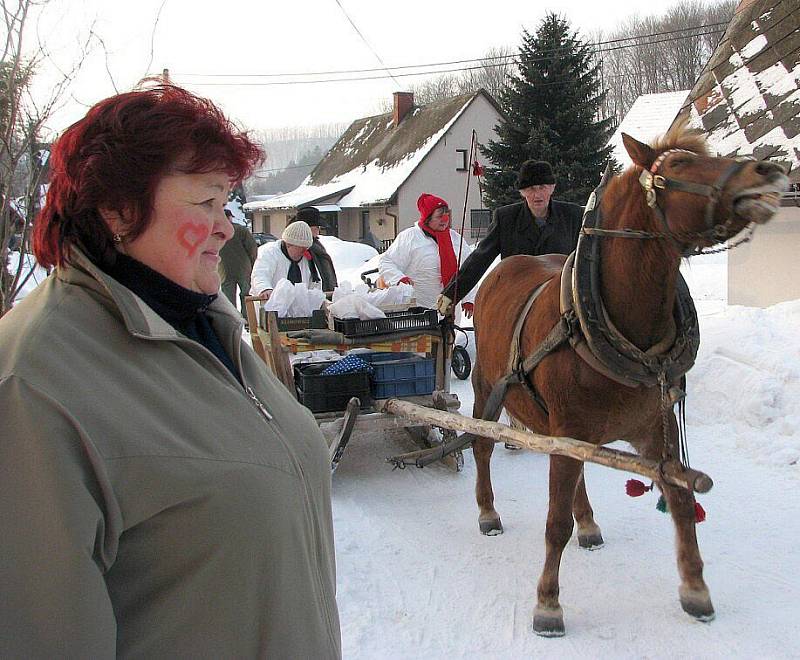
top-left (621, 124), bottom-right (789, 253)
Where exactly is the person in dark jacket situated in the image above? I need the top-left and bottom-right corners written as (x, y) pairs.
top-left (296, 206), bottom-right (338, 293)
top-left (437, 159), bottom-right (583, 312)
top-left (219, 209), bottom-right (258, 316)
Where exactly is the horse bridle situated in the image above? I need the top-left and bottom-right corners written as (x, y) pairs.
top-left (583, 149), bottom-right (753, 256)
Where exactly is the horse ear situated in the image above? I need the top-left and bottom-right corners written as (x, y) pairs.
top-left (621, 133), bottom-right (656, 170)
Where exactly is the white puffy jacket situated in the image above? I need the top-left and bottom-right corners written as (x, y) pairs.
top-left (379, 226), bottom-right (476, 309)
top-left (250, 240), bottom-right (314, 295)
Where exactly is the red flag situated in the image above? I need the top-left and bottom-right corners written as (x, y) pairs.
top-left (472, 160), bottom-right (484, 176)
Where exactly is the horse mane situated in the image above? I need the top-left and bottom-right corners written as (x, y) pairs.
top-left (609, 117), bottom-right (710, 200)
top-left (651, 116), bottom-right (709, 156)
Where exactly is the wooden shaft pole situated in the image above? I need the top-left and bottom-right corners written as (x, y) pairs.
top-left (382, 398), bottom-right (713, 493)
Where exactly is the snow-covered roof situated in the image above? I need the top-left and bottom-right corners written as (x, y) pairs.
top-left (246, 90), bottom-right (501, 211)
top-left (675, 0), bottom-right (800, 180)
top-left (608, 91), bottom-right (690, 167)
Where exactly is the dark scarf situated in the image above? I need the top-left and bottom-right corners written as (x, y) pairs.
top-left (101, 254), bottom-right (240, 383)
top-left (417, 218), bottom-right (457, 286)
top-left (281, 242), bottom-right (320, 285)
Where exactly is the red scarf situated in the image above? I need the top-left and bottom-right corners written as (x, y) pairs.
top-left (418, 218), bottom-right (457, 286)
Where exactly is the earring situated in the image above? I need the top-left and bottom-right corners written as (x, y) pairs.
top-left (112, 233), bottom-right (122, 244)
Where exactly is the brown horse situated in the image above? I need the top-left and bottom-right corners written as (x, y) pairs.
top-left (470, 124), bottom-right (788, 636)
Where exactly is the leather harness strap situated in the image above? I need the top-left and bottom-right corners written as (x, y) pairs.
top-left (481, 276), bottom-right (572, 423)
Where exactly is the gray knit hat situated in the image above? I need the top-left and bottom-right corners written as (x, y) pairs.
top-left (281, 220), bottom-right (313, 248)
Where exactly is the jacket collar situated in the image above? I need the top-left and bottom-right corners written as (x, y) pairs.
top-left (515, 199), bottom-right (561, 234)
top-left (57, 248), bottom-right (243, 341)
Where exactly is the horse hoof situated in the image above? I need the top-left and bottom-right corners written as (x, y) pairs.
top-left (578, 532), bottom-right (604, 550)
top-left (680, 587), bottom-right (715, 622)
top-left (479, 517), bottom-right (503, 535)
top-left (533, 605), bottom-right (565, 637)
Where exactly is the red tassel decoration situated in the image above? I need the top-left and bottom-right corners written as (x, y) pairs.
top-left (694, 502), bottom-right (706, 523)
top-left (625, 479), bottom-right (653, 497)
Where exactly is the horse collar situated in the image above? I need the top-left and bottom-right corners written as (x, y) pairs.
top-left (571, 177), bottom-right (701, 388)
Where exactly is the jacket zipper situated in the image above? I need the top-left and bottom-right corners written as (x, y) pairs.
top-left (154, 330), bottom-right (337, 649)
top-left (244, 385), bottom-right (273, 420)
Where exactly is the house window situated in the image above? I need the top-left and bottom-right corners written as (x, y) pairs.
top-left (456, 149), bottom-right (468, 172)
top-left (470, 209), bottom-right (491, 241)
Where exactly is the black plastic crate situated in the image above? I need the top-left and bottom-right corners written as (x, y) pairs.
top-left (333, 307), bottom-right (438, 337)
top-left (294, 362), bottom-right (372, 413)
top-left (260, 308), bottom-right (327, 332)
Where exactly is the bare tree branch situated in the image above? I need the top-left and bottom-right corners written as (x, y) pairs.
top-left (143, 0), bottom-right (168, 80)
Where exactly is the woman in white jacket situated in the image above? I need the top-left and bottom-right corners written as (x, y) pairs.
top-left (250, 221), bottom-right (320, 299)
top-left (379, 193), bottom-right (476, 315)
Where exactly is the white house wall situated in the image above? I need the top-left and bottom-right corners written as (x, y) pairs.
top-left (397, 94), bottom-right (501, 244)
top-left (728, 206), bottom-right (800, 307)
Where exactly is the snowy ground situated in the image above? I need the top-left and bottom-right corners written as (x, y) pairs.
top-left (332, 251), bottom-right (800, 659)
top-left (8, 242), bottom-right (799, 658)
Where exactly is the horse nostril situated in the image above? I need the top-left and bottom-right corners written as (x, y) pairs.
top-left (754, 161), bottom-right (784, 176)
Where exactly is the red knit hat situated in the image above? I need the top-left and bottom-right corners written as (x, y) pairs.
top-left (417, 193), bottom-right (448, 221)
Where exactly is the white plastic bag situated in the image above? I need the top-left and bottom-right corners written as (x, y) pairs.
top-left (329, 294), bottom-right (386, 320)
top-left (365, 283), bottom-right (414, 308)
top-left (263, 279), bottom-right (326, 318)
top-left (262, 279), bottom-right (296, 316)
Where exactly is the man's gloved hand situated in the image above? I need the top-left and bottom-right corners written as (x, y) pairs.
top-left (461, 302), bottom-right (474, 318)
top-left (398, 276), bottom-right (413, 285)
top-left (436, 294), bottom-right (454, 315)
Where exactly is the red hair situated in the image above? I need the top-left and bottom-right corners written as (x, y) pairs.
top-left (33, 85), bottom-right (263, 268)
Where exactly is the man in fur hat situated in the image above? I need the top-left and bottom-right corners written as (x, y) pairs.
top-left (437, 159), bottom-right (583, 314)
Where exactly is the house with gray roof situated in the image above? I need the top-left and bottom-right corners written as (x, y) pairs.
top-left (674, 0), bottom-right (799, 307)
top-left (244, 90), bottom-right (503, 249)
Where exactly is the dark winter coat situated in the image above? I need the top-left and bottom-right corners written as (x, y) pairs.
top-left (309, 238), bottom-right (338, 292)
top-left (442, 198), bottom-right (584, 303)
top-left (219, 223), bottom-right (258, 282)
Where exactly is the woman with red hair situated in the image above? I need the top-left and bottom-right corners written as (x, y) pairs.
top-left (0, 85), bottom-right (341, 658)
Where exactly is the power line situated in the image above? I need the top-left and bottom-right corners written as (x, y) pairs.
top-left (175, 29), bottom-right (726, 87)
top-left (175, 21), bottom-right (730, 80)
top-left (333, 0), bottom-right (402, 88)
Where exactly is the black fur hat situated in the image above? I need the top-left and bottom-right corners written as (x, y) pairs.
top-left (515, 160), bottom-right (555, 189)
top-left (296, 206), bottom-right (327, 228)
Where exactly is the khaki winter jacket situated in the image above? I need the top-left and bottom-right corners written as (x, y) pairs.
top-left (0, 249), bottom-right (341, 658)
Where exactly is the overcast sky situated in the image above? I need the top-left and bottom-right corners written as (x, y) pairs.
top-left (30, 0), bottom-right (717, 136)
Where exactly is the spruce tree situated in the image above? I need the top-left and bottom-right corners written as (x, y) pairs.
top-left (481, 14), bottom-right (614, 208)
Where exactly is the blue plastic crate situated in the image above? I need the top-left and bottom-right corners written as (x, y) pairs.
top-left (360, 352), bottom-right (434, 381)
top-left (360, 352), bottom-right (436, 398)
top-left (371, 376), bottom-right (436, 398)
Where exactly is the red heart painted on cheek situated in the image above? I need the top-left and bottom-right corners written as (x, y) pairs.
top-left (177, 222), bottom-right (210, 257)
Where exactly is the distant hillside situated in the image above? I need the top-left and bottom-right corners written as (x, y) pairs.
top-left (245, 124), bottom-right (346, 196)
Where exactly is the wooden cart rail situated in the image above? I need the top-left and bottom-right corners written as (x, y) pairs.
top-left (382, 399), bottom-right (713, 494)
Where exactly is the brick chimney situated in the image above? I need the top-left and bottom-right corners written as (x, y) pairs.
top-left (392, 92), bottom-right (414, 128)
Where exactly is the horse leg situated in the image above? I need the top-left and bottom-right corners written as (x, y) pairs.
top-left (573, 469), bottom-right (604, 549)
top-left (533, 454), bottom-right (584, 636)
top-left (471, 366), bottom-right (502, 535)
top-left (641, 418), bottom-right (714, 622)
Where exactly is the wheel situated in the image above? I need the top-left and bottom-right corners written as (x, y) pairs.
top-left (451, 346), bottom-right (471, 380)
